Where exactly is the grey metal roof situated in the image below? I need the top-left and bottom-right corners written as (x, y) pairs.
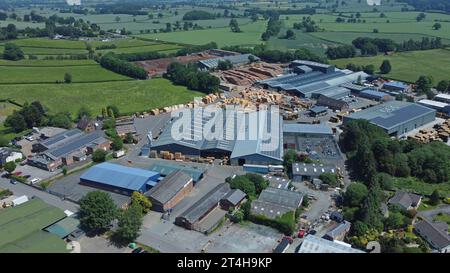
top-left (40, 129), bottom-right (83, 149)
top-left (177, 183), bottom-right (231, 223)
top-left (283, 123), bottom-right (333, 135)
top-left (262, 175), bottom-right (290, 189)
top-left (45, 131), bottom-right (106, 158)
top-left (222, 189), bottom-right (246, 206)
top-left (346, 101), bottom-right (436, 130)
top-left (291, 60), bottom-right (333, 69)
top-left (298, 235), bottom-right (365, 253)
top-left (258, 187), bottom-right (303, 209)
top-left (312, 86), bottom-right (350, 99)
top-left (251, 200), bottom-right (292, 219)
top-left (148, 162), bottom-right (205, 182)
top-left (146, 170), bottom-right (193, 204)
top-left (199, 54), bottom-right (258, 69)
top-left (414, 219), bottom-right (450, 251)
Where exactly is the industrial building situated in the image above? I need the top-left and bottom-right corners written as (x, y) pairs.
top-left (298, 235), bottom-right (365, 253)
top-left (146, 170), bottom-right (194, 212)
top-left (251, 187), bottom-right (303, 219)
top-left (418, 99), bottom-right (450, 114)
top-left (258, 60), bottom-right (368, 98)
top-left (434, 93), bottom-right (450, 104)
top-left (28, 129), bottom-right (110, 171)
top-left (80, 163), bottom-right (160, 196)
top-left (323, 220), bottom-right (351, 241)
top-left (358, 89), bottom-right (393, 102)
top-left (382, 81), bottom-right (411, 93)
top-left (148, 162), bottom-right (205, 182)
top-left (292, 162), bottom-right (337, 182)
top-left (175, 183), bottom-right (237, 232)
top-left (343, 101), bottom-right (436, 137)
top-left (0, 147), bottom-right (22, 166)
top-left (198, 54), bottom-right (259, 70)
top-left (316, 95), bottom-right (350, 111)
top-left (150, 109), bottom-right (284, 166)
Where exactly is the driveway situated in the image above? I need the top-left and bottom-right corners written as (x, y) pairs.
top-left (418, 205), bottom-right (450, 221)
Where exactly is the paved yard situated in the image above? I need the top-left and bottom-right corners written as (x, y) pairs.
top-left (78, 235), bottom-right (128, 253)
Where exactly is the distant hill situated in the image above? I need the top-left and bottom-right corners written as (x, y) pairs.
top-left (402, 0), bottom-right (450, 13)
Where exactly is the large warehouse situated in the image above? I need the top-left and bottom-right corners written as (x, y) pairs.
top-left (343, 101), bottom-right (436, 137)
top-left (80, 163), bottom-right (160, 196)
top-left (150, 108), bottom-right (284, 166)
top-left (258, 60), bottom-right (368, 98)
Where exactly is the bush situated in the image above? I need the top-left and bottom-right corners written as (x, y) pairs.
top-left (131, 191), bottom-right (152, 214)
top-left (92, 149), bottom-right (107, 163)
top-left (249, 211), bottom-right (296, 235)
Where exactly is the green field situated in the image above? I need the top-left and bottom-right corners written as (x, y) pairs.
top-left (331, 49), bottom-right (450, 83)
top-left (96, 43), bottom-right (183, 54)
top-left (0, 63), bottom-right (131, 84)
top-left (135, 20), bottom-right (267, 47)
top-left (0, 78), bottom-right (204, 116)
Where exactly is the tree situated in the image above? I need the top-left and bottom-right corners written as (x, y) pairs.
top-left (379, 60), bottom-right (392, 74)
top-left (131, 191), bottom-right (152, 214)
top-left (64, 72), bottom-right (72, 83)
top-left (319, 173), bottom-right (339, 187)
top-left (217, 60), bottom-right (233, 71)
top-left (4, 161), bottom-right (16, 174)
top-left (114, 203), bottom-right (143, 243)
top-left (229, 19), bottom-right (241, 33)
top-left (111, 138), bottom-right (123, 151)
top-left (436, 80), bottom-right (449, 92)
top-left (106, 105), bottom-right (120, 117)
top-left (79, 191), bottom-right (117, 233)
top-left (3, 43), bottom-right (24, 61)
top-left (415, 75), bottom-right (433, 94)
top-left (92, 149), bottom-right (107, 163)
top-left (124, 133), bottom-right (134, 144)
top-left (385, 211), bottom-right (405, 230)
top-left (429, 189), bottom-right (441, 206)
top-left (49, 112), bottom-right (72, 129)
top-left (62, 166), bottom-right (68, 176)
top-left (4, 112), bottom-right (27, 133)
top-left (433, 22), bottom-right (442, 30)
top-left (344, 183), bottom-right (368, 207)
top-left (284, 29), bottom-right (295, 39)
top-left (77, 106), bottom-right (92, 121)
top-left (0, 136), bottom-right (9, 147)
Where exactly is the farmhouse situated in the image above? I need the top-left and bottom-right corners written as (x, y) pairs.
top-left (343, 101), bottom-right (436, 137)
top-left (414, 219), bottom-right (450, 253)
top-left (388, 191), bottom-right (422, 211)
top-left (258, 60), bottom-right (368, 98)
top-left (251, 187), bottom-right (303, 219)
top-left (76, 116), bottom-right (96, 133)
top-left (146, 170), bottom-right (194, 212)
top-left (80, 163), bottom-right (160, 196)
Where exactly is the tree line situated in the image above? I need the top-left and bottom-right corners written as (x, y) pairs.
top-left (99, 54), bottom-right (148, 80)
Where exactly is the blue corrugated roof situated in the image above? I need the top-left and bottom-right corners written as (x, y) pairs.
top-left (370, 104), bottom-right (435, 129)
top-left (80, 163), bottom-right (160, 191)
top-left (383, 81), bottom-right (408, 89)
top-left (360, 89), bottom-right (390, 99)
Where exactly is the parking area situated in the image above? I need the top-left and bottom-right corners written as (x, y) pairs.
top-left (47, 170), bottom-right (130, 206)
top-left (14, 164), bottom-right (57, 182)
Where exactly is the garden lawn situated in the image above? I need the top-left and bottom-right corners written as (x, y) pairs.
top-left (392, 177), bottom-right (450, 196)
top-left (331, 49), bottom-right (450, 83)
top-left (0, 78), bottom-right (204, 116)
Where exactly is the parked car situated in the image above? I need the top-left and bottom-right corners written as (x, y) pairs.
top-left (131, 247), bottom-right (143, 253)
top-left (10, 179), bottom-right (17, 185)
top-left (308, 229), bottom-right (317, 235)
top-left (283, 236), bottom-right (294, 244)
top-left (30, 178), bottom-right (41, 184)
top-left (13, 171), bottom-right (22, 176)
top-left (23, 175), bottom-right (31, 179)
top-left (298, 229), bottom-right (306, 238)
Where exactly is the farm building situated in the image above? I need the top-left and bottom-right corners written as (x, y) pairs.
top-left (175, 183), bottom-right (232, 232)
top-left (292, 162), bottom-right (337, 182)
top-left (316, 95), bottom-right (350, 111)
top-left (76, 116), bottom-right (96, 133)
top-left (358, 90), bottom-right (393, 102)
top-left (434, 93), bottom-right (450, 104)
top-left (150, 109), bottom-right (284, 166)
top-left (417, 99), bottom-right (450, 114)
top-left (0, 198), bottom-right (68, 253)
top-left (219, 189), bottom-right (246, 211)
top-left (29, 129), bottom-right (110, 171)
top-left (343, 101), bottom-right (436, 137)
top-left (258, 60), bottom-right (368, 98)
top-left (323, 220), bottom-right (351, 241)
top-left (388, 191), bottom-right (422, 211)
top-left (339, 82), bottom-right (376, 94)
top-left (251, 187), bottom-right (303, 219)
top-left (382, 81), bottom-right (411, 93)
top-left (198, 53), bottom-right (259, 70)
top-left (298, 235), bottom-right (365, 253)
top-left (43, 216), bottom-right (81, 239)
top-left (262, 175), bottom-right (290, 190)
top-left (80, 163), bottom-right (160, 196)
top-left (146, 170), bottom-right (194, 212)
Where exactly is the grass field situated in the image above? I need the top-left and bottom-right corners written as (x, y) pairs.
top-left (0, 78), bottom-right (204, 116)
top-left (135, 20), bottom-right (267, 47)
top-left (0, 64), bottom-right (131, 84)
top-left (96, 43), bottom-right (183, 54)
top-left (331, 49), bottom-right (450, 83)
